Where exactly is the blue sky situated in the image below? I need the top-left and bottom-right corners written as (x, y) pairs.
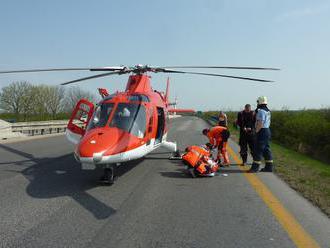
top-left (0, 0), bottom-right (329, 111)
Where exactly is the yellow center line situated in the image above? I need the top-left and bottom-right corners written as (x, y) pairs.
top-left (227, 145), bottom-right (320, 248)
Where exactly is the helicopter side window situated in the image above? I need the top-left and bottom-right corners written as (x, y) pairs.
top-left (110, 103), bottom-right (146, 138)
top-left (87, 103), bottom-right (114, 130)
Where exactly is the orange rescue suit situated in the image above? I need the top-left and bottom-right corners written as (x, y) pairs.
top-left (206, 126), bottom-right (230, 165)
top-left (182, 145), bottom-right (217, 174)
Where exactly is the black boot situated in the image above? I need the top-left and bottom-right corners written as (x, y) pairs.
top-left (247, 163), bottom-right (260, 173)
top-left (260, 163), bottom-right (273, 172)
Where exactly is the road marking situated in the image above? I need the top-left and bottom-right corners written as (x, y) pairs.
top-left (227, 145), bottom-right (320, 248)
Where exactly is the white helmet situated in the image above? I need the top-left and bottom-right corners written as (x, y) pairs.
top-left (257, 96), bottom-right (268, 105)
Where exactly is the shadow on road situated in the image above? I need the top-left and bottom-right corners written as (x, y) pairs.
top-left (160, 169), bottom-right (192, 179)
top-left (0, 143), bottom-right (143, 220)
top-left (160, 169), bottom-right (223, 179)
top-left (144, 150), bottom-right (181, 160)
top-left (220, 168), bottom-right (247, 174)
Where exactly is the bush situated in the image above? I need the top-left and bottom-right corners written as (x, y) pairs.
top-left (0, 112), bottom-right (71, 122)
top-left (272, 110), bottom-right (330, 163)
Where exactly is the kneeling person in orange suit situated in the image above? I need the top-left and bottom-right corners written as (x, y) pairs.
top-left (202, 126), bottom-right (230, 166)
top-left (182, 144), bottom-right (219, 177)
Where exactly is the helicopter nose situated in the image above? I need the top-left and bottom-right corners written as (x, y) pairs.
top-left (78, 127), bottom-right (142, 158)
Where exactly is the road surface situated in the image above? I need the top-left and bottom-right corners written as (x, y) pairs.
top-left (0, 116), bottom-right (329, 248)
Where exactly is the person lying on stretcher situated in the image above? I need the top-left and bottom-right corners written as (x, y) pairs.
top-left (181, 143), bottom-right (219, 177)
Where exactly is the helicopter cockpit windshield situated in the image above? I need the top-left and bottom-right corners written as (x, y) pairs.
top-left (87, 103), bottom-right (114, 130)
top-left (110, 103), bottom-right (146, 138)
top-left (86, 102), bottom-right (147, 138)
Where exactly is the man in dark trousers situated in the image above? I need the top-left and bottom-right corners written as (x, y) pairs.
top-left (248, 96), bottom-right (274, 173)
top-left (236, 104), bottom-right (255, 165)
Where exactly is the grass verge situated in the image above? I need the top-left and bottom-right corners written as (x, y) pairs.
top-left (272, 143), bottom-right (330, 217)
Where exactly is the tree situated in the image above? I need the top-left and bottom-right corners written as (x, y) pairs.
top-left (1, 82), bottom-right (98, 120)
top-left (0, 81), bottom-right (32, 118)
top-left (63, 86), bottom-right (98, 112)
top-left (21, 85), bottom-right (65, 120)
top-left (45, 86), bottom-right (65, 119)
top-left (21, 84), bottom-right (39, 120)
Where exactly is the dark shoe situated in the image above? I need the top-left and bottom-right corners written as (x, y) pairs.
top-left (247, 164), bottom-right (259, 173)
top-left (241, 155), bottom-right (247, 164)
top-left (260, 164), bottom-right (273, 172)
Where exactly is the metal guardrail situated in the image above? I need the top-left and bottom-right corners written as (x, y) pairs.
top-left (11, 120), bottom-right (70, 136)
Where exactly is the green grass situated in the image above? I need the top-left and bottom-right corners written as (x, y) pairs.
top-left (0, 112), bottom-right (71, 122)
top-left (272, 143), bottom-right (330, 216)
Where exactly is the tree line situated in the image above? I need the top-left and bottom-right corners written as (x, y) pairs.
top-left (0, 81), bottom-right (98, 121)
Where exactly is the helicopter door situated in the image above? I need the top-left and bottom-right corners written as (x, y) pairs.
top-left (155, 107), bottom-right (165, 144)
top-left (66, 99), bottom-right (94, 144)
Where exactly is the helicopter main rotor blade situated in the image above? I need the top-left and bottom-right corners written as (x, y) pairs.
top-left (161, 69), bottom-right (274, 83)
top-left (89, 66), bottom-right (127, 72)
top-left (61, 70), bottom-right (129, 85)
top-left (160, 66), bottom-right (280, 71)
top-left (0, 65), bottom-right (278, 84)
top-left (0, 66), bottom-right (126, 74)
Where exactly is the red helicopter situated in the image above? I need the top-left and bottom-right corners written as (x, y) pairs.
top-left (0, 64), bottom-right (278, 183)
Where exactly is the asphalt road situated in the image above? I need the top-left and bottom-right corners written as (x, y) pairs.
top-left (0, 116), bottom-right (329, 248)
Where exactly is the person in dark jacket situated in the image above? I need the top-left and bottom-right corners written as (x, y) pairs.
top-left (236, 104), bottom-right (255, 165)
